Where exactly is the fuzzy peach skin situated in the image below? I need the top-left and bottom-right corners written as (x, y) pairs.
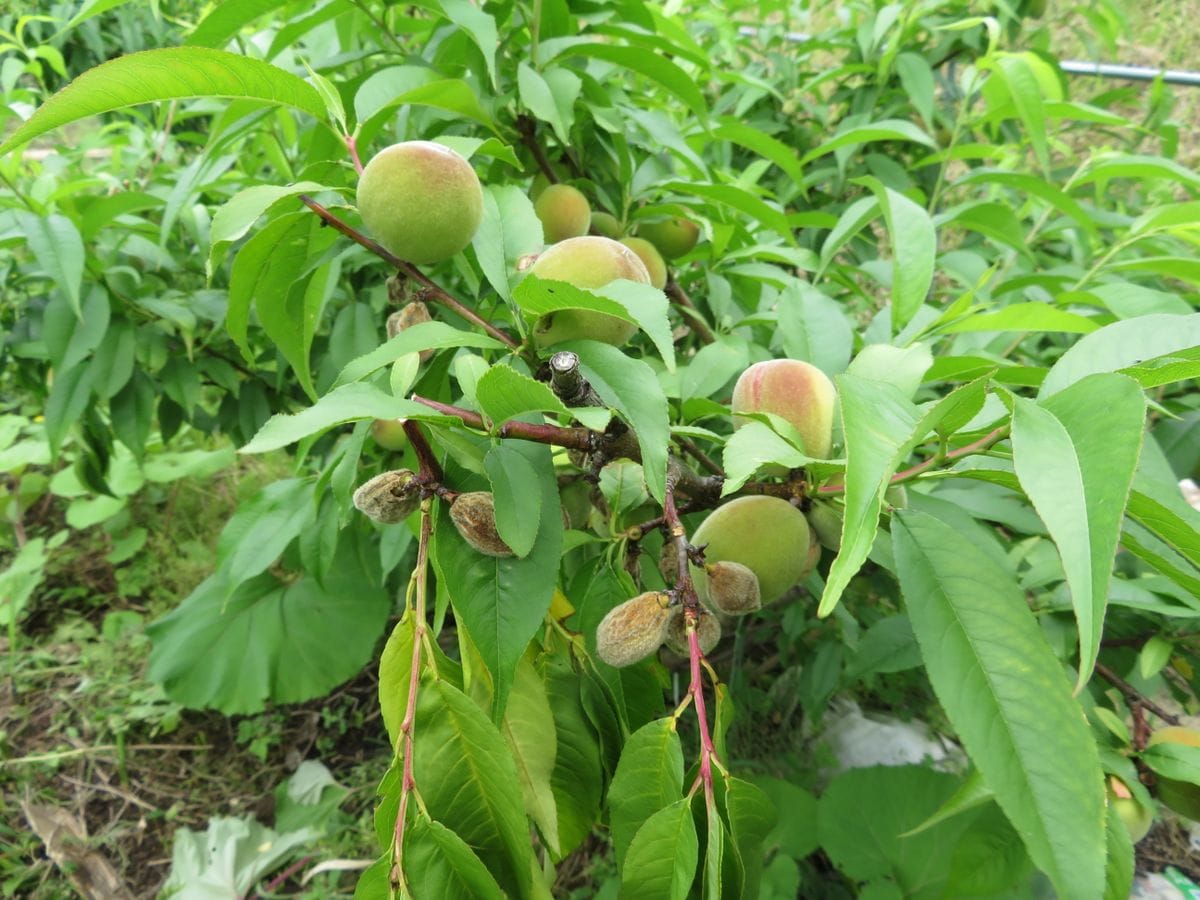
top-left (731, 359), bottom-right (836, 459)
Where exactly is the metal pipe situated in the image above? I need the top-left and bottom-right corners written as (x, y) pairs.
top-left (735, 26), bottom-right (1200, 87)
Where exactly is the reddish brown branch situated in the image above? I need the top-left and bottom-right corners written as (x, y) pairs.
top-left (515, 115), bottom-right (561, 184)
top-left (410, 394), bottom-right (596, 451)
top-left (298, 194), bottom-right (519, 350)
top-left (1095, 661), bottom-right (1180, 728)
top-left (402, 420), bottom-right (443, 483)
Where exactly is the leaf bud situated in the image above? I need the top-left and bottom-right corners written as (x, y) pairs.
top-left (449, 491), bottom-right (514, 557)
top-left (595, 591), bottom-right (673, 667)
top-left (704, 560), bottom-right (761, 615)
top-left (353, 469), bottom-right (421, 524)
top-left (664, 606), bottom-right (722, 656)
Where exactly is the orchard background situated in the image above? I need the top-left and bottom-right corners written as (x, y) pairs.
top-left (3, 0), bottom-right (1200, 897)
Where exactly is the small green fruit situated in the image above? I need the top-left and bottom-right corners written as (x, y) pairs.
top-left (1107, 775), bottom-right (1153, 843)
top-left (807, 500), bottom-right (843, 551)
top-left (636, 216), bottom-right (699, 260)
top-left (620, 236), bottom-right (668, 290)
top-left (449, 491), bottom-right (513, 557)
top-left (1148, 727), bottom-right (1200, 820)
top-left (535, 183), bottom-right (591, 244)
top-left (691, 496), bottom-right (811, 603)
top-left (371, 419), bottom-right (409, 452)
top-left (595, 591), bottom-right (673, 667)
top-left (530, 171), bottom-right (552, 202)
top-left (527, 236), bottom-right (651, 347)
top-left (353, 469), bottom-right (421, 523)
top-left (590, 211), bottom-right (623, 239)
top-left (731, 359), bottom-right (837, 459)
top-left (356, 141), bottom-right (483, 265)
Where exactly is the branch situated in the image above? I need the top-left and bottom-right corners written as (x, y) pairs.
top-left (1095, 661), bottom-right (1180, 727)
top-left (298, 194), bottom-right (520, 350)
top-left (410, 394), bottom-right (596, 451)
top-left (665, 280), bottom-right (716, 345)
top-left (515, 115), bottom-right (560, 184)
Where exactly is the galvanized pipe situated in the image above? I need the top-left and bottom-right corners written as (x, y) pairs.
top-left (735, 26), bottom-right (1200, 87)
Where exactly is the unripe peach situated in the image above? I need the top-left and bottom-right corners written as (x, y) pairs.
top-left (527, 236), bottom-right (651, 347)
top-left (353, 469), bottom-right (421, 523)
top-left (1107, 775), bottom-right (1153, 843)
top-left (636, 217), bottom-right (699, 260)
top-left (449, 492), bottom-right (513, 557)
top-left (690, 496), bottom-right (811, 603)
top-left (801, 528), bottom-right (821, 578)
top-left (731, 359), bottom-right (837, 459)
top-left (590, 211), bottom-right (622, 239)
top-left (371, 418), bottom-right (409, 452)
top-left (620, 237), bottom-right (667, 290)
top-left (704, 560), bottom-right (761, 615)
top-left (807, 500), bottom-right (843, 551)
top-left (534, 183), bottom-right (591, 244)
top-left (1148, 727), bottom-right (1200, 820)
top-left (664, 606), bottom-right (721, 656)
top-left (356, 141), bottom-right (483, 265)
top-left (530, 172), bottom-right (552, 202)
top-left (595, 591), bottom-right (673, 667)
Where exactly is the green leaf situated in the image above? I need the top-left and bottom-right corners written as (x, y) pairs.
top-left (518, 62), bottom-right (571, 143)
top-left (241, 384), bottom-right (454, 454)
top-left (775, 283), bottom-right (853, 376)
top-left (995, 53), bottom-right (1050, 175)
top-left (720, 422), bottom-right (809, 495)
top-left (411, 679), bottom-right (534, 899)
top-left (212, 477), bottom-right (311, 590)
top-left (473, 185), bottom-right (545, 301)
top-left (434, 0), bottom-right (498, 88)
top-left (621, 798), bottom-right (698, 900)
top-left (378, 615), bottom-right (415, 752)
top-left (501, 657), bottom-right (560, 856)
top-left (539, 655), bottom-right (603, 858)
top-left (1103, 801), bottom-right (1134, 900)
top-left (0, 47), bottom-right (326, 156)
top-left (1141, 741), bottom-right (1200, 785)
top-left (402, 818), bottom-right (505, 900)
top-left (17, 212), bottom-right (84, 316)
top-left (722, 777), bottom-right (777, 899)
top-left (433, 441), bottom-right (562, 718)
top-left (354, 68), bottom-right (497, 133)
top-left (1075, 153), bottom-right (1200, 193)
top-left (858, 177), bottom-right (935, 333)
top-left (45, 362), bottom-right (95, 460)
top-left (484, 443), bottom-right (542, 558)
top-left (0, 537), bottom-right (51, 628)
top-left (207, 181), bottom-right (328, 278)
top-left (941, 303), bottom-right (1098, 334)
top-left (712, 118), bottom-right (805, 187)
top-left (556, 43), bottom-right (707, 120)
top-left (186, 0), bottom-right (288, 47)
top-left (476, 366), bottom-right (569, 429)
top-left (845, 343), bottom-right (932, 400)
top-left (799, 119), bottom-right (936, 167)
top-left (608, 718), bottom-right (685, 869)
top-left (147, 533), bottom-right (388, 714)
top-left (333, 321), bottom-right (503, 388)
top-left (1039, 313), bottom-right (1200, 398)
top-left (892, 511), bottom-right (1106, 900)
top-left (561, 341), bottom-right (671, 503)
top-left (1012, 375), bottom-right (1145, 687)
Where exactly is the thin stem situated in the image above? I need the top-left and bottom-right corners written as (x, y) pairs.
top-left (391, 500), bottom-right (434, 897)
top-left (410, 394), bottom-right (595, 451)
top-left (665, 281), bottom-right (716, 345)
top-left (678, 437), bottom-right (723, 476)
top-left (345, 133), bottom-right (364, 174)
top-left (298, 195), bottom-right (520, 350)
top-left (1095, 661), bottom-right (1180, 727)
top-left (402, 420), bottom-right (443, 483)
top-left (516, 115), bottom-right (560, 183)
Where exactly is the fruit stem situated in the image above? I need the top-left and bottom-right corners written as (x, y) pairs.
top-left (345, 133), bottom-right (364, 174)
top-left (297, 195), bottom-right (520, 350)
top-left (391, 499), bottom-right (434, 897)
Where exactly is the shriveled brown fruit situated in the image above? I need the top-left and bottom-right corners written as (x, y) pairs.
top-left (386, 301), bottom-right (434, 363)
top-left (449, 491), bottom-right (514, 557)
top-left (664, 606), bottom-right (721, 656)
top-left (353, 469), bottom-right (421, 523)
top-left (595, 591), bottom-right (673, 667)
top-left (704, 560), bottom-right (761, 615)
top-left (356, 141), bottom-right (483, 265)
top-left (534, 183), bottom-right (591, 244)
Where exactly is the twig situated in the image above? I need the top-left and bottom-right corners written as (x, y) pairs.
top-left (1095, 661), bottom-right (1180, 727)
top-left (345, 134), bottom-right (364, 174)
top-left (402, 420), bottom-right (443, 484)
top-left (1, 745), bottom-right (211, 767)
top-left (298, 195), bottom-right (520, 350)
top-left (665, 281), bottom-right (716, 345)
top-left (515, 115), bottom-right (560, 183)
top-left (410, 394), bottom-right (596, 451)
top-left (257, 855), bottom-right (313, 896)
top-left (677, 437), bottom-right (723, 476)
top-left (548, 351), bottom-right (605, 408)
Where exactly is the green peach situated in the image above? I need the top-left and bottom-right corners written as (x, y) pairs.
top-left (371, 418), bottom-right (409, 452)
top-left (691, 496), bottom-right (811, 603)
top-left (590, 211), bottom-right (623, 239)
top-left (731, 359), bottom-right (837, 459)
top-left (636, 216), bottom-right (699, 260)
top-left (1107, 776), bottom-right (1153, 843)
top-left (620, 236), bottom-right (668, 290)
top-left (534, 183), bottom-right (591, 244)
top-left (1148, 727), bottom-right (1200, 820)
top-left (356, 141), bottom-right (483, 265)
top-left (527, 236), bottom-right (651, 347)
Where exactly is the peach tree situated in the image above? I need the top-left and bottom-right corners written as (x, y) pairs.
top-left (4, 0), bottom-right (1200, 896)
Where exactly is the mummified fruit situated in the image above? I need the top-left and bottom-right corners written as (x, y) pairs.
top-left (664, 605), bottom-right (721, 656)
top-left (703, 560), bottom-right (761, 615)
top-left (691, 496), bottom-right (811, 603)
top-left (356, 141), bottom-right (483, 265)
top-left (449, 491), bottom-right (513, 557)
top-left (353, 469), bottom-right (421, 523)
top-left (535, 183), bottom-right (591, 244)
top-left (595, 591), bottom-right (673, 667)
top-left (386, 301), bottom-right (435, 363)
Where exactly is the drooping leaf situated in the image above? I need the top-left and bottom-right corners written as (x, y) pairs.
top-left (607, 718), bottom-right (685, 869)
